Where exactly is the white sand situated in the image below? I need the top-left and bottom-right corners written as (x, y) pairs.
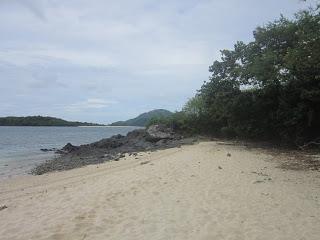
top-left (0, 141), bottom-right (319, 240)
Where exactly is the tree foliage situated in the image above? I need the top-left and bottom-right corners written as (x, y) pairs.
top-left (150, 5), bottom-right (320, 146)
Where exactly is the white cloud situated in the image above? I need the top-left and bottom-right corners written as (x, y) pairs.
top-left (64, 99), bottom-right (118, 112)
top-left (0, 0), bottom-right (314, 122)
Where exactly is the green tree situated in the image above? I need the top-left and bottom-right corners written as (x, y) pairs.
top-left (148, 4), bottom-right (320, 146)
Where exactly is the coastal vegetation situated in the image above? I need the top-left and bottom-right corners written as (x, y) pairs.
top-left (149, 5), bottom-right (320, 147)
top-left (0, 116), bottom-right (104, 127)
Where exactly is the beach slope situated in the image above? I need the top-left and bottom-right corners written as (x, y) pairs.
top-left (0, 141), bottom-right (319, 240)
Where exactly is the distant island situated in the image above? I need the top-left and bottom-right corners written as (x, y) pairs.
top-left (0, 110), bottom-right (173, 127)
top-left (109, 109), bottom-right (173, 127)
top-left (0, 116), bottom-right (105, 127)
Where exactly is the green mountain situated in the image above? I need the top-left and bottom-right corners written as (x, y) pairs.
top-left (0, 116), bottom-right (104, 127)
top-left (110, 109), bottom-right (173, 127)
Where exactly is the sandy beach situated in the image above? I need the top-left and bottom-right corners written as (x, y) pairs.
top-left (0, 141), bottom-right (319, 240)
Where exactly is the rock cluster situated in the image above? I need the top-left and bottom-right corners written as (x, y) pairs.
top-left (32, 125), bottom-right (196, 175)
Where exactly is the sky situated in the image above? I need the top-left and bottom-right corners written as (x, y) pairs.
top-left (0, 0), bottom-right (318, 124)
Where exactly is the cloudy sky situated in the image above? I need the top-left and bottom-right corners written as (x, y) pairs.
top-left (0, 0), bottom-right (317, 123)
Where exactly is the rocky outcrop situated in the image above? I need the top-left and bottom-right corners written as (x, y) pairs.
top-left (61, 143), bottom-right (79, 152)
top-left (146, 124), bottom-right (175, 142)
top-left (31, 125), bottom-right (196, 175)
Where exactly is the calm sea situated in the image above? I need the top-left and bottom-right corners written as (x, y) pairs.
top-left (0, 126), bottom-right (140, 179)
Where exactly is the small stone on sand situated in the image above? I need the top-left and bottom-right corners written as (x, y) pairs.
top-left (0, 205), bottom-right (8, 211)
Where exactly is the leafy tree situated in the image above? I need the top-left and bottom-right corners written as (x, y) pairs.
top-left (149, 5), bottom-right (320, 146)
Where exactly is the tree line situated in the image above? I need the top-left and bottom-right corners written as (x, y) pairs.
top-left (0, 116), bottom-right (104, 126)
top-left (149, 5), bottom-right (320, 147)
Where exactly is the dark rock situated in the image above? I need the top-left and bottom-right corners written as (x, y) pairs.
top-left (140, 161), bottom-right (150, 165)
top-left (127, 129), bottom-right (146, 139)
top-left (0, 205), bottom-right (8, 211)
top-left (92, 135), bottom-right (125, 149)
top-left (146, 124), bottom-right (175, 142)
top-left (40, 148), bottom-right (57, 152)
top-left (31, 125), bottom-right (197, 175)
top-left (61, 143), bottom-right (79, 153)
top-left (253, 180), bottom-right (264, 184)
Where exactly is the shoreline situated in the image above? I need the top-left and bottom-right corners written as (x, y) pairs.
top-left (0, 126), bottom-right (142, 179)
top-left (1, 141), bottom-right (320, 240)
top-left (30, 126), bottom-right (194, 175)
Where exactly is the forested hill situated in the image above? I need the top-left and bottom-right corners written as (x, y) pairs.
top-left (109, 109), bottom-right (173, 126)
top-left (0, 116), bottom-right (104, 126)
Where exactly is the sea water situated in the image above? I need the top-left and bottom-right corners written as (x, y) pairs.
top-left (0, 126), bottom-right (140, 179)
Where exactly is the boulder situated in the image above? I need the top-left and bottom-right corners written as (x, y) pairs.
top-left (146, 124), bottom-right (174, 142)
top-left (61, 143), bottom-right (79, 153)
top-left (126, 129), bottom-right (147, 139)
top-left (92, 136), bottom-right (124, 149)
top-left (40, 148), bottom-right (57, 152)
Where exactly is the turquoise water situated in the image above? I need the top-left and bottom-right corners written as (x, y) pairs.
top-left (0, 126), bottom-right (140, 179)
